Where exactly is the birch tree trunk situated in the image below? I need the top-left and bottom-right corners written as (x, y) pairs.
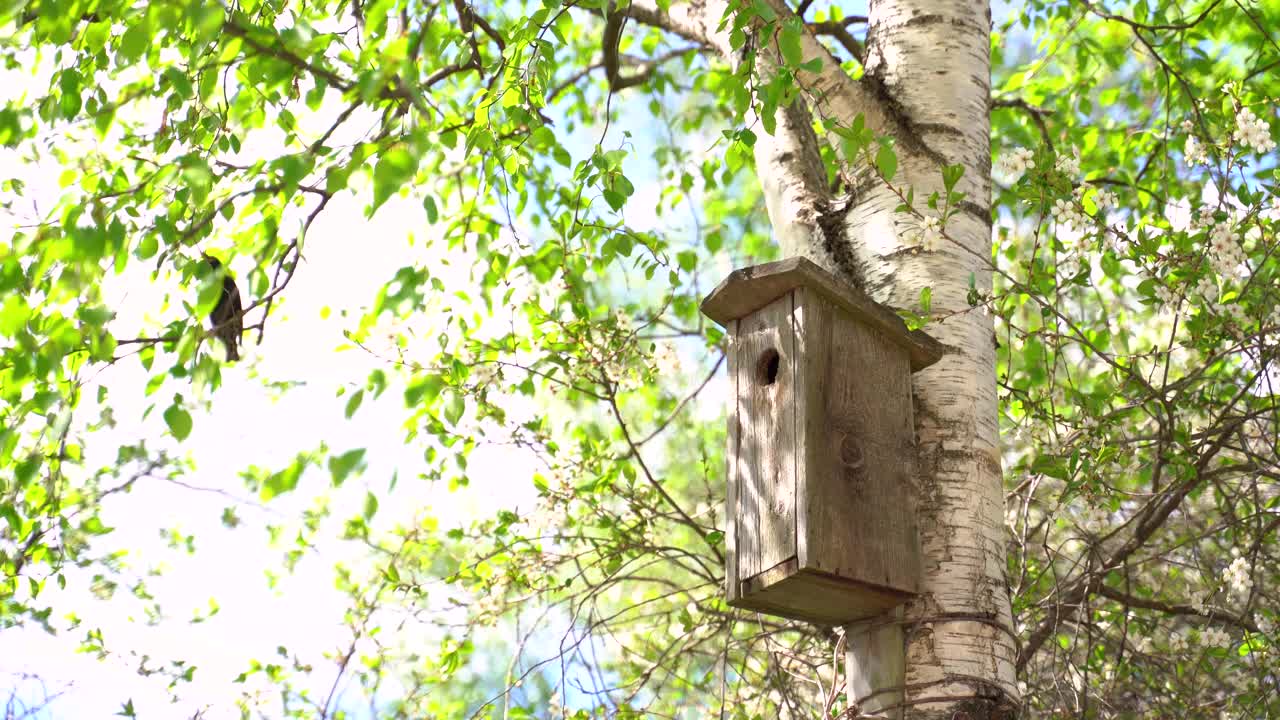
top-left (622, 0), bottom-right (1018, 716)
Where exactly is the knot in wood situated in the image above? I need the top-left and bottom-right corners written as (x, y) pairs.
top-left (839, 432), bottom-right (865, 470)
top-left (839, 433), bottom-right (867, 494)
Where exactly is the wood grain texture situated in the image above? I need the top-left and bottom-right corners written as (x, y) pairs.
top-left (733, 294), bottom-right (797, 580)
top-left (724, 319), bottom-right (741, 605)
top-left (795, 288), bottom-right (920, 595)
top-left (733, 568), bottom-right (907, 625)
top-left (846, 607), bottom-right (905, 719)
top-left (699, 256), bottom-right (943, 371)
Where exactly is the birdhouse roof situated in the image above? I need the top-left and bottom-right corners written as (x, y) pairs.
top-left (700, 257), bottom-right (944, 372)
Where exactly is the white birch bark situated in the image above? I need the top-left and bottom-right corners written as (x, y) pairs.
top-left (622, 0), bottom-right (1018, 716)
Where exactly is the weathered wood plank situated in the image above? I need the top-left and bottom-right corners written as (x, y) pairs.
top-left (797, 288), bottom-right (919, 595)
top-left (699, 256), bottom-right (944, 371)
top-left (734, 294), bottom-right (797, 580)
top-left (724, 319), bottom-right (741, 604)
top-left (846, 608), bottom-right (905, 719)
top-left (735, 569), bottom-right (908, 624)
top-left (791, 290), bottom-right (809, 570)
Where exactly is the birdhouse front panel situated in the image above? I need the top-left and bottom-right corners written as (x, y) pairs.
top-left (731, 294), bottom-right (798, 583)
top-left (702, 258), bottom-right (943, 625)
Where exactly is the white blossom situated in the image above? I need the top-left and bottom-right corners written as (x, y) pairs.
top-left (546, 466), bottom-right (573, 494)
top-left (997, 147), bottom-right (1035, 181)
top-left (1201, 627), bottom-right (1232, 647)
top-left (1052, 198), bottom-right (1084, 230)
top-left (1093, 188), bottom-right (1118, 213)
top-left (1055, 148), bottom-right (1081, 177)
top-left (471, 363), bottom-right (500, 386)
top-left (606, 356), bottom-right (642, 391)
top-left (1169, 629), bottom-right (1189, 652)
top-left (1262, 197), bottom-right (1280, 223)
top-left (1196, 274), bottom-right (1218, 303)
top-left (1257, 615), bottom-right (1275, 636)
top-left (1226, 555), bottom-right (1253, 596)
top-left (1079, 504), bottom-right (1109, 534)
top-left (1234, 107), bottom-right (1276, 155)
top-left (525, 498), bottom-right (560, 532)
top-left (1207, 222), bottom-right (1247, 280)
top-left (653, 341), bottom-right (681, 376)
top-left (917, 214), bottom-right (943, 252)
top-left (1185, 135), bottom-right (1209, 166)
top-left (1223, 302), bottom-right (1246, 326)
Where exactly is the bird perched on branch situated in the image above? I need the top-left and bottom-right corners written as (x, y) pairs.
top-left (202, 253), bottom-right (243, 362)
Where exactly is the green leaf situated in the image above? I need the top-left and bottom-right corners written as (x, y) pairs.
top-left (0, 295), bottom-right (30, 336)
top-left (444, 391), bottom-right (465, 425)
top-left (328, 448), bottom-right (367, 486)
top-left (778, 22), bottom-right (804, 67)
top-left (942, 163), bottom-right (965, 191)
top-left (875, 143), bottom-right (897, 180)
top-left (262, 460), bottom-right (304, 500)
top-left (119, 23), bottom-right (149, 63)
top-left (163, 403), bottom-right (193, 441)
top-left (344, 389), bottom-right (364, 418)
top-left (676, 250), bottom-right (698, 271)
top-left (372, 147), bottom-right (419, 210)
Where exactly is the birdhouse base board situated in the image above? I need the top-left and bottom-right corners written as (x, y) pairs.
top-left (729, 557), bottom-right (910, 625)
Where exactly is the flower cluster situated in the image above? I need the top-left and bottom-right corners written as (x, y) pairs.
top-left (1093, 188), bottom-right (1118, 213)
top-left (1196, 274), bottom-right (1217, 303)
top-left (1226, 553), bottom-right (1253, 597)
top-left (605, 355), bottom-right (643, 391)
top-left (1207, 223), bottom-right (1247, 280)
top-left (1258, 615), bottom-right (1275, 636)
top-left (1202, 627), bottom-right (1232, 647)
top-left (471, 362), bottom-right (500, 386)
top-left (1055, 147), bottom-right (1081, 177)
top-left (1169, 630), bottom-right (1189, 652)
top-left (1052, 198), bottom-right (1084, 230)
top-left (1154, 282), bottom-right (1180, 306)
top-left (917, 214), bottom-right (943, 251)
top-left (653, 341), bottom-right (681, 376)
top-left (1234, 107), bottom-right (1276, 155)
top-left (1079, 504), bottom-right (1109, 534)
top-left (997, 147), bottom-right (1035, 181)
top-left (1185, 135), bottom-right (1209, 166)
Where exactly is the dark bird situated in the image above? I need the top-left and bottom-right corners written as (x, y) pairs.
top-left (202, 253), bottom-right (243, 361)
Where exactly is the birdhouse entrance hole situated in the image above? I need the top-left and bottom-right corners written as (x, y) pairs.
top-left (756, 348), bottom-right (780, 386)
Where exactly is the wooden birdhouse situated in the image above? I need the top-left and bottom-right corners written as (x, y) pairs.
top-left (701, 257), bottom-right (944, 625)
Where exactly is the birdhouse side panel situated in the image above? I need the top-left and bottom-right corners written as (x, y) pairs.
top-left (724, 319), bottom-right (741, 604)
top-left (793, 289), bottom-right (920, 595)
top-left (733, 293), bottom-right (798, 582)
